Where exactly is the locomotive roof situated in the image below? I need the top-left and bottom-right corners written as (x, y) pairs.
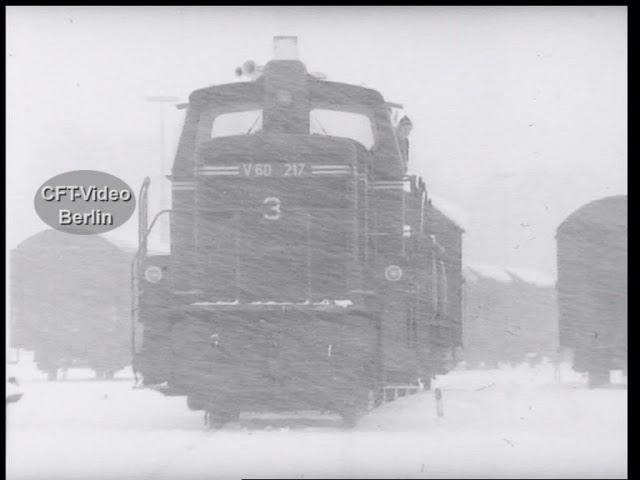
top-left (188, 76), bottom-right (386, 109)
top-left (557, 195), bottom-right (627, 234)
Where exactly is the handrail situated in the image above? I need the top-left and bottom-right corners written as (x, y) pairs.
top-left (131, 177), bottom-right (150, 385)
top-left (130, 176), bottom-right (188, 385)
top-left (138, 177), bottom-right (151, 254)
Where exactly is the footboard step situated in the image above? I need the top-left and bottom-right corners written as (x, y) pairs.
top-left (243, 411), bottom-right (340, 421)
top-left (383, 385), bottom-right (422, 391)
top-left (136, 383), bottom-right (183, 396)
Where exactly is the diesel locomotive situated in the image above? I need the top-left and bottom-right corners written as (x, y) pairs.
top-left (133, 37), bottom-right (463, 427)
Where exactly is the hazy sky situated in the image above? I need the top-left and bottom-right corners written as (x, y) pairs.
top-left (6, 6), bottom-right (627, 277)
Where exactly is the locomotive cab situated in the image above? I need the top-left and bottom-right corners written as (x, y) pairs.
top-left (166, 45), bottom-right (406, 305)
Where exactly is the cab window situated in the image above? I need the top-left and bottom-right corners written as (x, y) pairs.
top-left (310, 109), bottom-right (375, 150)
top-left (211, 109), bottom-right (263, 138)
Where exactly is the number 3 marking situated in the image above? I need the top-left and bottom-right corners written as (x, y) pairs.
top-left (263, 197), bottom-right (281, 220)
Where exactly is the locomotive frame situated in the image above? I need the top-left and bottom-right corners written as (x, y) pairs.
top-left (133, 38), bottom-right (463, 427)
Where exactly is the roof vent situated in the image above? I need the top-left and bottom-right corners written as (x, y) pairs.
top-left (273, 36), bottom-right (299, 60)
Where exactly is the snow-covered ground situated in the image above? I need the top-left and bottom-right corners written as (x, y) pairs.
top-left (7, 356), bottom-right (626, 479)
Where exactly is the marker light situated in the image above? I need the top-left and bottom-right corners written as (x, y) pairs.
top-left (385, 265), bottom-right (403, 282)
top-left (235, 60), bottom-right (263, 80)
top-left (144, 266), bottom-right (163, 283)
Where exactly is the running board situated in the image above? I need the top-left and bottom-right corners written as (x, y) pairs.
top-left (367, 383), bottom-right (426, 410)
top-left (134, 382), bottom-right (184, 396)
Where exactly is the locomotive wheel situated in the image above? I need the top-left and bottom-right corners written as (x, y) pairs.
top-left (421, 376), bottom-right (432, 391)
top-left (338, 391), bottom-right (369, 429)
top-left (374, 390), bottom-right (384, 408)
top-left (46, 368), bottom-right (58, 382)
top-left (384, 388), bottom-right (396, 402)
top-left (588, 370), bottom-right (610, 388)
top-left (187, 396), bottom-right (205, 411)
top-left (369, 389), bottom-right (384, 409)
top-left (205, 409), bottom-right (240, 430)
top-left (340, 407), bottom-right (360, 429)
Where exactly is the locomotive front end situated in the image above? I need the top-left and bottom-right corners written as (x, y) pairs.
top-left (136, 46), bottom-right (392, 423)
top-left (192, 135), bottom-right (360, 303)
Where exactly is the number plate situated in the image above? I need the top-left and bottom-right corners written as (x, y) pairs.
top-left (241, 163), bottom-right (308, 177)
top-left (199, 163), bottom-right (352, 177)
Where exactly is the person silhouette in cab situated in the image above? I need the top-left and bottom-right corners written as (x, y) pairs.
top-left (395, 115), bottom-right (413, 173)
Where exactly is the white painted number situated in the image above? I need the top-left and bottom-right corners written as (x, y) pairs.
top-left (242, 163), bottom-right (306, 177)
top-left (243, 163), bottom-right (273, 176)
top-left (263, 197), bottom-right (281, 220)
top-left (284, 163), bottom-right (306, 177)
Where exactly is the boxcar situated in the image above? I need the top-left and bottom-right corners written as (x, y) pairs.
top-left (556, 195), bottom-right (627, 386)
top-left (10, 229), bottom-right (132, 379)
top-left (462, 265), bottom-right (557, 368)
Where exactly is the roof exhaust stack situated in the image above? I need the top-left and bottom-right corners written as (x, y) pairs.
top-left (273, 36), bottom-right (299, 60)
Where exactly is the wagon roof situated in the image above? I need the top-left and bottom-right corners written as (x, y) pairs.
top-left (12, 229), bottom-right (130, 257)
top-left (464, 264), bottom-right (555, 287)
top-left (557, 195), bottom-right (627, 234)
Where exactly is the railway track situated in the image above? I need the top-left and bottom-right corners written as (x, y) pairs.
top-left (198, 382), bottom-right (431, 430)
